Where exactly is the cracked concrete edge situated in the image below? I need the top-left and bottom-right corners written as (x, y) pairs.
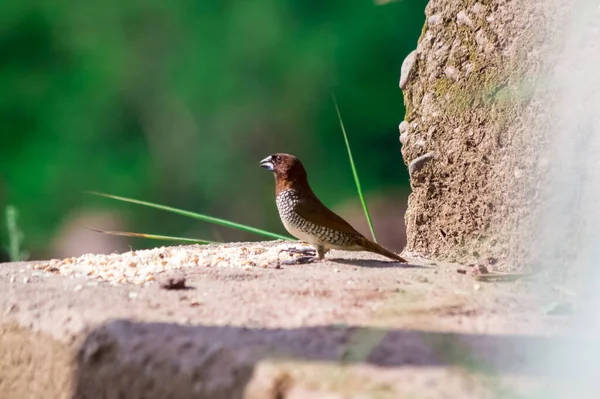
top-left (0, 320), bottom-right (261, 399)
top-left (74, 320), bottom-right (261, 399)
top-left (0, 319), bottom-right (535, 399)
top-left (0, 323), bottom-right (74, 399)
top-left (0, 316), bottom-right (432, 399)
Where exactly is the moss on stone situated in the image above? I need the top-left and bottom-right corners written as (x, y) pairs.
top-left (431, 65), bottom-right (510, 117)
top-left (418, 21), bottom-right (429, 43)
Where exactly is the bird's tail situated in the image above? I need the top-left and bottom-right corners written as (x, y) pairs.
top-left (359, 238), bottom-right (407, 263)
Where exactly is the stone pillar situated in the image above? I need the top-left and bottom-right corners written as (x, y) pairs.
top-left (399, 0), bottom-right (576, 271)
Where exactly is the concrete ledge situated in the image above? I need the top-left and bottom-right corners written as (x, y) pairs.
top-left (0, 242), bottom-right (568, 398)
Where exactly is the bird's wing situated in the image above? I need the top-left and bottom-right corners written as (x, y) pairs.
top-left (293, 195), bottom-right (364, 237)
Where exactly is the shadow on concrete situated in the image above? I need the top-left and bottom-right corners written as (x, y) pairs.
top-left (72, 320), bottom-right (556, 399)
top-left (330, 258), bottom-right (429, 269)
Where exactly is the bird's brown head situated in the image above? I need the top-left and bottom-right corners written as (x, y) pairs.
top-left (259, 153), bottom-right (309, 194)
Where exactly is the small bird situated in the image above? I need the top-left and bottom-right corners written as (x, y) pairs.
top-left (260, 153), bottom-right (407, 263)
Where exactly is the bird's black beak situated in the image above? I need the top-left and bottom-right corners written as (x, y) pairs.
top-left (259, 155), bottom-right (274, 171)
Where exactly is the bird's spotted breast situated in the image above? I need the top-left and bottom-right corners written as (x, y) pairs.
top-left (275, 189), bottom-right (357, 247)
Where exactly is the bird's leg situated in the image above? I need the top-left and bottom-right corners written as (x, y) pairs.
top-left (280, 245), bottom-right (328, 265)
top-left (316, 245), bottom-right (328, 260)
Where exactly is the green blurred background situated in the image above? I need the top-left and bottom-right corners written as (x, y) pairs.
top-left (0, 0), bottom-right (427, 260)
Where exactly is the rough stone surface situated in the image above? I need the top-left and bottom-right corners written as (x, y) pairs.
top-left (1, 241), bottom-right (569, 398)
top-left (399, 50), bottom-right (418, 90)
top-left (400, 0), bottom-right (577, 270)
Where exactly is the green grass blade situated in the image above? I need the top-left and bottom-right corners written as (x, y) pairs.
top-left (89, 229), bottom-right (216, 244)
top-left (331, 94), bottom-right (378, 243)
top-left (5, 205), bottom-right (29, 262)
top-left (86, 191), bottom-right (293, 241)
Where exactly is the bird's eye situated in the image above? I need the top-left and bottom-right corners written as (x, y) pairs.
top-left (273, 155), bottom-right (280, 162)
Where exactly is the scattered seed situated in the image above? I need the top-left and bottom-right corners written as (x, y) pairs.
top-left (33, 243), bottom-right (302, 286)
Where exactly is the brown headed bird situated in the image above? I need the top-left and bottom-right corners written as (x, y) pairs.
top-left (260, 153), bottom-right (407, 263)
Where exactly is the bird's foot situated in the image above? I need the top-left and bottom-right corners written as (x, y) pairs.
top-left (279, 256), bottom-right (320, 266)
top-left (280, 247), bottom-right (317, 257)
top-left (278, 246), bottom-right (325, 265)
